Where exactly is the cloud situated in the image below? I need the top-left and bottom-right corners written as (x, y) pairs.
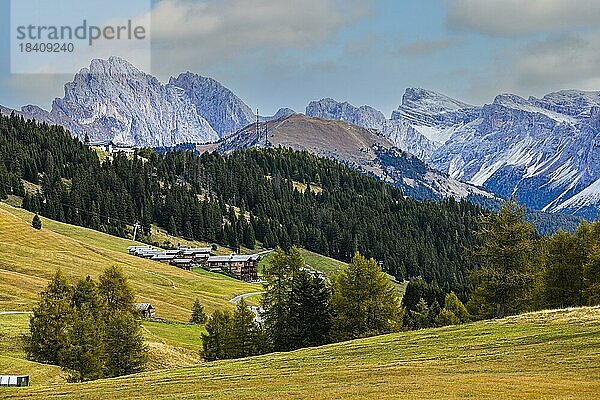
top-left (397, 38), bottom-right (457, 57)
top-left (447, 0), bottom-right (600, 37)
top-left (149, 0), bottom-right (371, 76)
top-left (513, 33), bottom-right (600, 91)
top-left (465, 32), bottom-right (600, 103)
top-left (343, 33), bottom-right (376, 57)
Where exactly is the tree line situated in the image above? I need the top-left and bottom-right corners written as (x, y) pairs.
top-left (201, 247), bottom-right (405, 361)
top-left (468, 200), bottom-right (600, 318)
top-left (24, 267), bottom-right (147, 382)
top-left (0, 113), bottom-right (483, 290)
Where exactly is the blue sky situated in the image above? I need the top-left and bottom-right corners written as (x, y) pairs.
top-left (2, 0), bottom-right (600, 116)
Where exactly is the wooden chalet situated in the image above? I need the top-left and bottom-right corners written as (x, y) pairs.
top-left (206, 254), bottom-right (260, 282)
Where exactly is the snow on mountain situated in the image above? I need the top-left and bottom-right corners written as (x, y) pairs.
top-left (304, 88), bottom-right (600, 219)
top-left (427, 91), bottom-right (600, 220)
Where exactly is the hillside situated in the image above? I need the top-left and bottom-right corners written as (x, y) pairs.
top-left (0, 202), bottom-right (260, 318)
top-left (207, 113), bottom-right (498, 203)
top-left (5, 307), bottom-right (600, 399)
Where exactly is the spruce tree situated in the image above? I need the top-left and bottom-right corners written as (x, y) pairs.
top-left (470, 199), bottom-right (539, 318)
top-left (32, 214), bottom-right (42, 230)
top-left (25, 270), bottom-right (73, 364)
top-left (190, 299), bottom-right (207, 325)
top-left (103, 311), bottom-right (147, 377)
top-left (201, 310), bottom-right (233, 361)
top-left (331, 252), bottom-right (402, 340)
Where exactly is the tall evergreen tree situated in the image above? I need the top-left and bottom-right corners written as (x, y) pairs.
top-left (543, 230), bottom-right (585, 308)
top-left (24, 270), bottom-right (73, 364)
top-left (470, 199), bottom-right (539, 318)
top-left (289, 269), bottom-right (332, 348)
top-left (262, 246), bottom-right (302, 351)
top-left (331, 252), bottom-right (402, 340)
top-left (201, 310), bottom-right (233, 361)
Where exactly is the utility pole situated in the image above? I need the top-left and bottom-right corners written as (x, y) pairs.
top-left (133, 221), bottom-right (141, 242)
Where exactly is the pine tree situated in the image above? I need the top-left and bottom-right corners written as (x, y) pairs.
top-left (24, 270), bottom-right (73, 364)
top-left (261, 246), bottom-right (302, 351)
top-left (584, 246), bottom-right (600, 305)
top-left (201, 310), bottom-right (233, 361)
top-left (543, 230), bottom-right (585, 308)
top-left (60, 304), bottom-right (104, 382)
top-left (470, 199), bottom-right (539, 318)
top-left (331, 252), bottom-right (402, 340)
top-left (98, 266), bottom-right (147, 377)
top-left (103, 311), bottom-right (147, 377)
top-left (289, 270), bottom-right (331, 348)
top-left (190, 299), bottom-right (207, 325)
top-left (231, 299), bottom-right (258, 358)
top-left (32, 214), bottom-right (42, 230)
top-left (443, 291), bottom-right (470, 323)
top-left (98, 266), bottom-right (135, 313)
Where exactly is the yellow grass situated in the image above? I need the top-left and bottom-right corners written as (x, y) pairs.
top-left (0, 202), bottom-right (260, 320)
top-left (4, 307), bottom-right (599, 399)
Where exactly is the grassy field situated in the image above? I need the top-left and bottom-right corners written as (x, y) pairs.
top-left (3, 306), bottom-right (599, 399)
top-left (0, 314), bottom-right (63, 385)
top-left (258, 247), bottom-right (347, 277)
top-left (0, 202), bottom-right (260, 319)
top-left (0, 202), bottom-right (265, 377)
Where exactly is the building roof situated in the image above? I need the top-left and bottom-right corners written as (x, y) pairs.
top-left (207, 254), bottom-right (261, 263)
top-left (135, 303), bottom-right (154, 311)
top-left (152, 254), bottom-right (176, 260)
top-left (171, 258), bottom-right (194, 264)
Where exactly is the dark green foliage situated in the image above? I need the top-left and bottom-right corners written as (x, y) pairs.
top-left (289, 270), bottom-right (332, 348)
top-left (330, 253), bottom-right (403, 340)
top-left (469, 200), bottom-right (539, 318)
top-left (61, 304), bottom-right (104, 382)
top-left (201, 310), bottom-right (233, 361)
top-left (190, 299), bottom-right (207, 325)
top-left (261, 246), bottom-right (332, 352)
top-left (103, 311), bottom-right (147, 378)
top-left (32, 214), bottom-right (42, 230)
top-left (2, 115), bottom-right (482, 289)
top-left (24, 268), bottom-right (147, 381)
top-left (261, 247), bottom-right (303, 351)
top-left (469, 203), bottom-right (600, 318)
top-left (543, 230), bottom-right (585, 308)
top-left (24, 270), bottom-right (72, 364)
top-left (98, 266), bottom-right (135, 313)
top-left (201, 300), bottom-right (266, 362)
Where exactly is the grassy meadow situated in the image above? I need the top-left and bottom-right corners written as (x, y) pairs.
top-left (3, 307), bottom-right (599, 399)
top-left (0, 202), bottom-right (261, 319)
top-left (0, 202), bottom-right (262, 374)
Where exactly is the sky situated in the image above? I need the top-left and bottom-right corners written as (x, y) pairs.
top-left (2, 0), bottom-right (600, 116)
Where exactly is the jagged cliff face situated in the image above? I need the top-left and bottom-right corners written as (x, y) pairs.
top-left (304, 89), bottom-right (600, 220)
top-left (169, 72), bottom-right (255, 138)
top-left (429, 92), bottom-right (600, 219)
top-left (11, 57), bottom-right (262, 147)
top-left (306, 98), bottom-right (387, 130)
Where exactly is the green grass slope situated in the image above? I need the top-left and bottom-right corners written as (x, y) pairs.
top-left (0, 202), bottom-right (260, 319)
top-left (0, 314), bottom-right (63, 386)
top-left (6, 307), bottom-right (600, 399)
